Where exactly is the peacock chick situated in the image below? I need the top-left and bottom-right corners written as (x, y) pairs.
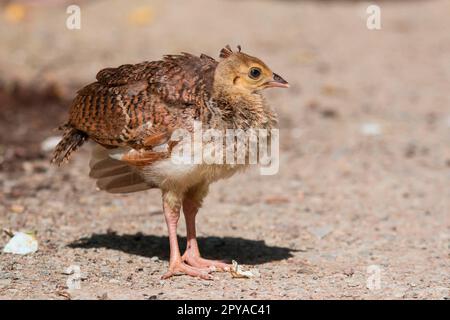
top-left (52, 45), bottom-right (289, 279)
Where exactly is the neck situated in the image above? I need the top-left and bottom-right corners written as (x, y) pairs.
top-left (209, 86), bottom-right (276, 130)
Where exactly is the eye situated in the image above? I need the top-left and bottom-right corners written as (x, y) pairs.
top-left (248, 67), bottom-right (262, 80)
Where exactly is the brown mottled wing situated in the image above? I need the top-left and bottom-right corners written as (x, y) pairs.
top-left (148, 53), bottom-right (217, 107)
top-left (68, 53), bottom-right (217, 149)
top-left (96, 53), bottom-right (217, 106)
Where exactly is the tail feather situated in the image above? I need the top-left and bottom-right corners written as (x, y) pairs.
top-left (51, 127), bottom-right (88, 165)
top-left (89, 163), bottom-right (132, 179)
top-left (96, 172), bottom-right (151, 194)
top-left (89, 145), bottom-right (155, 194)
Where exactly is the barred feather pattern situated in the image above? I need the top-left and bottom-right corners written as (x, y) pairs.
top-left (51, 127), bottom-right (88, 166)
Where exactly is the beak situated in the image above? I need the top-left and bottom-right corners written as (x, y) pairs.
top-left (265, 73), bottom-right (289, 89)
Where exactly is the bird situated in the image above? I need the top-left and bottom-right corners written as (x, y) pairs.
top-left (52, 45), bottom-right (289, 279)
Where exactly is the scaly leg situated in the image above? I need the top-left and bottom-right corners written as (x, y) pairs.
top-left (181, 198), bottom-right (231, 272)
top-left (161, 194), bottom-right (212, 280)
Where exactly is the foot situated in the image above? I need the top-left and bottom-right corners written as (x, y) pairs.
top-left (162, 259), bottom-right (213, 280)
top-left (182, 252), bottom-right (231, 272)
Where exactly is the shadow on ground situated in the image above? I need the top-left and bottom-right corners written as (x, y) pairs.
top-left (68, 232), bottom-right (296, 265)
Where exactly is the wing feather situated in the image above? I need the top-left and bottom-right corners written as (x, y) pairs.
top-left (68, 53), bottom-right (217, 149)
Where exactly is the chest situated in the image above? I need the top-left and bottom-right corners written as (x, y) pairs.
top-left (140, 158), bottom-right (245, 192)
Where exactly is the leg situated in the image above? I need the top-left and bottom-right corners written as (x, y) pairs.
top-left (181, 197), bottom-right (231, 272)
top-left (161, 192), bottom-right (212, 280)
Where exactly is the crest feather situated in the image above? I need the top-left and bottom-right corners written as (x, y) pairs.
top-left (219, 45), bottom-right (242, 59)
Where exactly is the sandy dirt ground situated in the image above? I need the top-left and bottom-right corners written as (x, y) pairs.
top-left (0, 0), bottom-right (449, 299)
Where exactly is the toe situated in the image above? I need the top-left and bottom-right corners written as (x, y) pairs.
top-left (182, 255), bottom-right (231, 272)
top-left (162, 261), bottom-right (213, 280)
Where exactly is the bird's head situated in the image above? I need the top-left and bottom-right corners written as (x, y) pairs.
top-left (214, 45), bottom-right (289, 95)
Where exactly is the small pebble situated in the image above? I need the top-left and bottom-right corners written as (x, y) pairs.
top-left (10, 204), bottom-right (25, 213)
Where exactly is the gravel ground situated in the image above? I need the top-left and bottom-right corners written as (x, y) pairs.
top-left (0, 0), bottom-right (449, 299)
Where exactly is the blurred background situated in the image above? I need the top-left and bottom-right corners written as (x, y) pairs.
top-left (0, 0), bottom-right (449, 299)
